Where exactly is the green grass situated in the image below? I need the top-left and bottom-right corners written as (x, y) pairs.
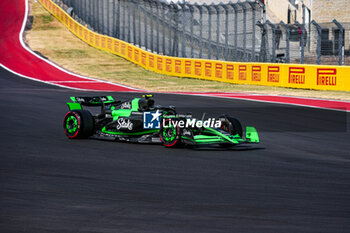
top-left (54, 49), bottom-right (89, 58)
top-left (32, 14), bottom-right (59, 30)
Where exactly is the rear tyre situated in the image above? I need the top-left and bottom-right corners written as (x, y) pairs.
top-left (63, 110), bottom-right (94, 139)
top-left (159, 119), bottom-right (182, 147)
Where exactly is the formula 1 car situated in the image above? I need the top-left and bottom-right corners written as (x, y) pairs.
top-left (63, 95), bottom-right (259, 147)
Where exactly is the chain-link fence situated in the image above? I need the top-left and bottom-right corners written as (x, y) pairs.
top-left (264, 20), bottom-right (350, 66)
top-left (52, 0), bottom-right (349, 65)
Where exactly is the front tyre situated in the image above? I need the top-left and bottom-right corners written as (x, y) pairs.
top-left (63, 110), bottom-right (94, 139)
top-left (159, 119), bottom-right (182, 147)
top-left (220, 116), bottom-right (243, 137)
top-left (219, 116), bottom-right (243, 147)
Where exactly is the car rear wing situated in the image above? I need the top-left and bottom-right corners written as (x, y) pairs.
top-left (67, 96), bottom-right (121, 112)
top-left (70, 96), bottom-right (119, 105)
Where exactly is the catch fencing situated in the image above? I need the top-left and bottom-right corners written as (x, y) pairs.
top-left (53, 0), bottom-right (263, 62)
top-left (52, 0), bottom-right (349, 66)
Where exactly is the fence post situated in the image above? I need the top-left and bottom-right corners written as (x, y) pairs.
top-left (76, 0), bottom-right (80, 23)
top-left (221, 4), bottom-right (229, 61)
top-left (97, 0), bottom-right (101, 33)
top-left (127, 0), bottom-right (131, 42)
top-left (116, 0), bottom-right (120, 38)
top-left (84, 0), bottom-right (88, 27)
top-left (266, 20), bottom-right (276, 63)
top-left (93, 0), bottom-right (98, 31)
top-left (280, 21), bottom-right (290, 63)
top-left (92, 0), bottom-right (96, 29)
top-left (196, 4), bottom-right (203, 59)
top-left (144, 2), bottom-right (148, 51)
top-left (161, 2), bottom-right (166, 55)
top-left (88, 0), bottom-right (92, 29)
top-left (123, 0), bottom-right (127, 40)
top-left (106, 0), bottom-right (110, 35)
top-left (122, 0), bottom-right (126, 40)
top-left (295, 21), bottom-right (305, 64)
top-left (137, 3), bottom-right (141, 47)
top-left (101, 0), bottom-right (105, 34)
top-left (213, 5), bottom-right (220, 60)
top-left (180, 3), bottom-right (186, 57)
top-left (204, 4), bottom-right (212, 59)
top-left (148, 0), bottom-right (154, 52)
top-left (256, 21), bottom-right (268, 62)
top-left (239, 2), bottom-right (247, 61)
top-left (132, 0), bottom-right (136, 44)
top-left (188, 4), bottom-right (195, 58)
top-left (230, 3), bottom-right (238, 60)
top-left (82, 0), bottom-right (84, 24)
top-left (174, 4), bottom-right (180, 57)
top-left (333, 19), bottom-right (344, 65)
top-left (311, 20), bottom-right (322, 65)
top-left (168, 4), bottom-right (173, 56)
top-left (156, 0), bottom-right (160, 54)
top-left (248, 1), bottom-right (257, 62)
top-left (169, 3), bottom-right (175, 56)
top-left (112, 0), bottom-right (115, 37)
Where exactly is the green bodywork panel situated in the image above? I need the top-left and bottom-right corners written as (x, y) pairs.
top-left (67, 102), bottom-right (82, 110)
top-left (245, 127), bottom-right (260, 143)
top-left (70, 97), bottom-right (77, 102)
top-left (185, 126), bottom-right (259, 145)
top-left (102, 98), bottom-right (150, 135)
top-left (201, 127), bottom-right (241, 144)
top-left (106, 96), bottom-right (115, 101)
top-left (192, 134), bottom-right (241, 144)
top-left (111, 98), bottom-right (140, 121)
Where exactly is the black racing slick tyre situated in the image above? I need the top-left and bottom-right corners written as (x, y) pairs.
top-left (227, 116), bottom-right (243, 137)
top-left (63, 110), bottom-right (94, 139)
top-left (219, 116), bottom-right (243, 147)
top-left (159, 119), bottom-right (182, 147)
top-left (220, 116), bottom-right (242, 137)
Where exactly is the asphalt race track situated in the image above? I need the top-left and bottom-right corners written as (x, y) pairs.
top-left (1, 66), bottom-right (350, 233)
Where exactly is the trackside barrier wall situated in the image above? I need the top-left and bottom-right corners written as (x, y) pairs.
top-left (38, 0), bottom-right (350, 92)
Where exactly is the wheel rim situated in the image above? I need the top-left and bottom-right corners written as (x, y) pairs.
top-left (163, 125), bottom-right (176, 142)
top-left (160, 119), bottom-right (180, 146)
top-left (66, 115), bottom-right (78, 134)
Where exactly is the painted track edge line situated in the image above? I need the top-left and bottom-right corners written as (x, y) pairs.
top-left (164, 92), bottom-right (350, 113)
top-left (0, 63), bottom-right (98, 92)
top-left (15, 0), bottom-right (143, 92)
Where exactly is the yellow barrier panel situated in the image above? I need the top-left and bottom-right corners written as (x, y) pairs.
top-left (39, 0), bottom-right (350, 92)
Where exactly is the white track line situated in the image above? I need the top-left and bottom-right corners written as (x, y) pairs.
top-left (166, 92), bottom-right (350, 113)
top-left (0, 0), bottom-right (141, 92)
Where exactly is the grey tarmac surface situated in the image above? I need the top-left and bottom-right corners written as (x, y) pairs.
top-left (0, 67), bottom-right (349, 233)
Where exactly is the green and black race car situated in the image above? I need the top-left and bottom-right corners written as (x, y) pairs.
top-left (63, 95), bottom-right (259, 148)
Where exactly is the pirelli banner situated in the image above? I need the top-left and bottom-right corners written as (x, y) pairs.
top-left (39, 0), bottom-right (350, 92)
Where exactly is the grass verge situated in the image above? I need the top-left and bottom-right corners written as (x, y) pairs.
top-left (26, 0), bottom-right (350, 100)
